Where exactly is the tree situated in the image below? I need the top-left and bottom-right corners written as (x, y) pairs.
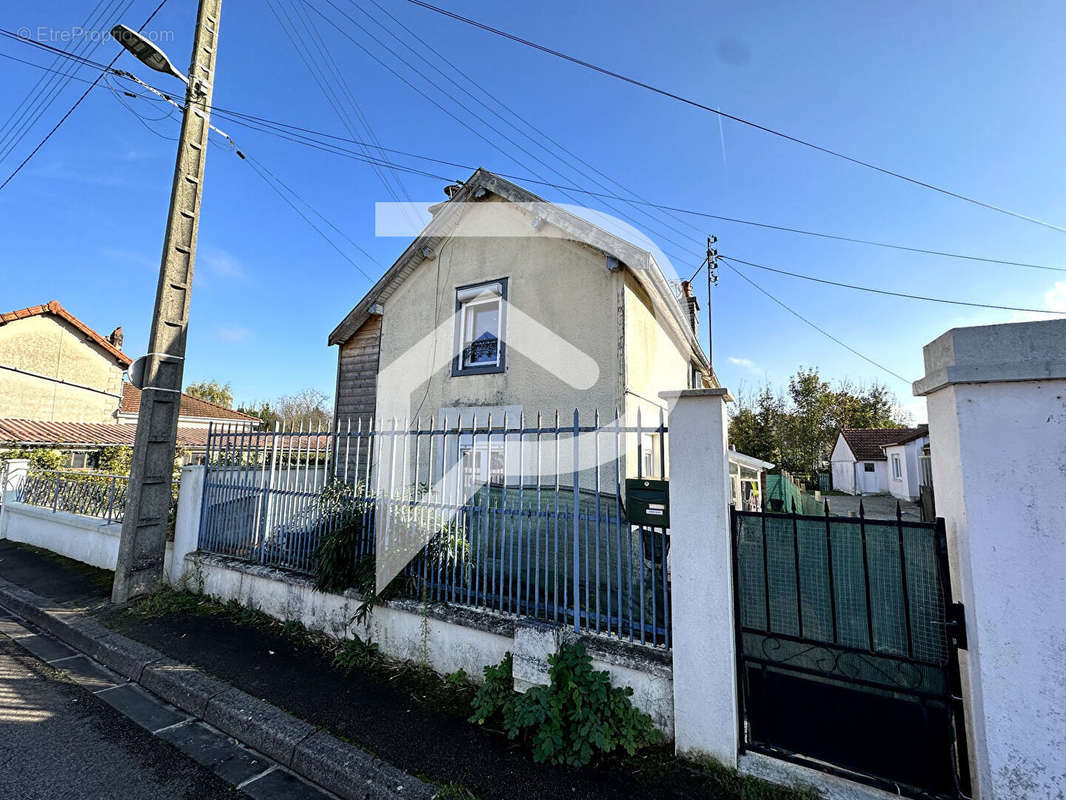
top-left (728, 367), bottom-right (910, 476)
top-left (728, 386), bottom-right (786, 467)
top-left (237, 390), bottom-right (331, 429)
top-left (236, 401), bottom-right (280, 429)
top-left (95, 445), bottom-right (132, 474)
top-left (276, 389), bottom-right (332, 429)
top-left (185, 379), bottom-right (233, 408)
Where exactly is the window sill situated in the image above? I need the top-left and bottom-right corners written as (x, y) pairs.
top-left (451, 363), bottom-right (505, 377)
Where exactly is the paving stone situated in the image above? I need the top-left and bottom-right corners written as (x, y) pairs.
top-left (57, 654), bottom-right (122, 691)
top-left (96, 682), bottom-right (188, 733)
top-left (159, 720), bottom-right (272, 785)
top-left (242, 767), bottom-right (334, 800)
top-left (15, 633), bottom-right (78, 663)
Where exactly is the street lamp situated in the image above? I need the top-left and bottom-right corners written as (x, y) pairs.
top-left (110, 0), bottom-right (223, 604)
top-left (110, 24), bottom-right (189, 84)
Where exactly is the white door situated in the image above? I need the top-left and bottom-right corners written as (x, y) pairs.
top-left (862, 462), bottom-right (879, 493)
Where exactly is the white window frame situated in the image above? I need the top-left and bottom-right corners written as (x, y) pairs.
top-left (453, 280), bottom-right (507, 375)
top-left (891, 453), bottom-right (903, 480)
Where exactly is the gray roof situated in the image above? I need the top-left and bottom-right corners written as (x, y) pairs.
top-left (328, 168), bottom-right (713, 378)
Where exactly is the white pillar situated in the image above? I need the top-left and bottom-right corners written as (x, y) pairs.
top-left (167, 464), bottom-right (206, 586)
top-left (1, 459), bottom-right (30, 539)
top-left (660, 388), bottom-right (737, 764)
top-left (914, 318), bottom-right (1066, 799)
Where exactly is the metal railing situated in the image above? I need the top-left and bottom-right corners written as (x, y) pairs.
top-left (16, 469), bottom-right (130, 523)
top-left (14, 468), bottom-right (179, 526)
top-left (198, 410), bottom-right (672, 647)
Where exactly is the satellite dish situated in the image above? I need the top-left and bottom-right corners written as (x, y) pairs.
top-left (127, 355), bottom-right (147, 389)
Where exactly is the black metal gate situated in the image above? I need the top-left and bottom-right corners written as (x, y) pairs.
top-left (731, 503), bottom-right (970, 799)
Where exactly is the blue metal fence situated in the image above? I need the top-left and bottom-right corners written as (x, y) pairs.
top-left (197, 410), bottom-right (671, 647)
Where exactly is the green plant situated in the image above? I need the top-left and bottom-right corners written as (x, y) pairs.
top-left (332, 635), bottom-right (382, 673)
top-left (470, 644), bottom-right (661, 767)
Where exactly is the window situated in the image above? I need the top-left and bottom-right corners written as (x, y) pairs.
top-left (892, 454), bottom-right (903, 480)
top-left (459, 441), bottom-right (506, 489)
top-left (864, 462), bottom-right (876, 473)
top-left (453, 279), bottom-right (507, 375)
top-left (641, 433), bottom-right (660, 478)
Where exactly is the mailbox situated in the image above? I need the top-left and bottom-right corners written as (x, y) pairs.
top-left (625, 478), bottom-right (670, 528)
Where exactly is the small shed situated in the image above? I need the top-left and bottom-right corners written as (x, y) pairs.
top-left (729, 448), bottom-right (775, 511)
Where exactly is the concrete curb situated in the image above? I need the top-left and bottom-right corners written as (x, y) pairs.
top-left (0, 580), bottom-right (437, 800)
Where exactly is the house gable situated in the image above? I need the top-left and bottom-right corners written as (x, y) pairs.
top-left (0, 304), bottom-right (128, 424)
top-left (830, 432), bottom-right (855, 462)
top-left (328, 169), bottom-right (712, 381)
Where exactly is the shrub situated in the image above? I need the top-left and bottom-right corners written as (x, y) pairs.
top-left (470, 643), bottom-right (661, 767)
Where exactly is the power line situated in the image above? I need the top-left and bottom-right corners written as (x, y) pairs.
top-left (0, 1), bottom-right (170, 192)
top-left (7, 31), bottom-right (1066, 275)
top-left (0, 0), bottom-right (130, 165)
top-left (720, 255), bottom-right (1064, 314)
top-left (720, 259), bottom-right (911, 384)
top-left (406, 0), bottom-right (1066, 236)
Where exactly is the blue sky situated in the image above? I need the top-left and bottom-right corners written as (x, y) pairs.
top-left (3, 0), bottom-right (1066, 422)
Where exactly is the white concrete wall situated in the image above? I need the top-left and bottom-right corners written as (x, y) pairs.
top-left (884, 444), bottom-right (916, 501)
top-left (183, 552), bottom-right (675, 734)
top-left (0, 500), bottom-right (175, 575)
top-left (830, 459), bottom-right (855, 494)
top-left (0, 501), bottom-right (122, 569)
top-left (915, 318), bottom-right (1066, 799)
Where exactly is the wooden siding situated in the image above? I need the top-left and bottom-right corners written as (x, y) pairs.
top-left (334, 315), bottom-right (381, 479)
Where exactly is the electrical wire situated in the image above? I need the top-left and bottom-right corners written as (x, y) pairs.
top-left (6, 32), bottom-right (1066, 274)
top-left (0, 0), bottom-right (169, 192)
top-left (406, 0), bottom-right (1066, 235)
top-left (720, 259), bottom-right (911, 384)
top-left (0, 0), bottom-right (129, 165)
top-left (720, 255), bottom-right (1064, 314)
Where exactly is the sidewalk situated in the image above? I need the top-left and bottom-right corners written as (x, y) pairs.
top-left (0, 541), bottom-right (815, 800)
top-left (0, 541), bottom-right (432, 800)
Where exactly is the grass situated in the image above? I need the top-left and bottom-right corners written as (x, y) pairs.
top-left (119, 587), bottom-right (816, 800)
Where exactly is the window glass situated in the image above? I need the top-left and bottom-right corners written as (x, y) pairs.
top-left (864, 462), bottom-right (876, 472)
top-left (464, 302), bottom-right (499, 366)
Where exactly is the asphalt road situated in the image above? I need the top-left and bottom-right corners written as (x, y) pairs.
top-left (0, 634), bottom-right (239, 800)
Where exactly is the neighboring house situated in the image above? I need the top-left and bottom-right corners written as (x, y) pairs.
top-left (0, 301), bottom-right (128, 424)
top-left (829, 426), bottom-right (928, 497)
top-left (0, 300), bottom-right (258, 467)
top-left (328, 169), bottom-right (715, 481)
top-left (881, 426), bottom-right (930, 502)
top-left (117, 384), bottom-right (260, 431)
top-left (0, 419), bottom-right (211, 466)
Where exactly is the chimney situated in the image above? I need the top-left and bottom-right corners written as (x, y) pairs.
top-left (108, 326), bottom-right (124, 351)
top-left (679, 281), bottom-right (699, 338)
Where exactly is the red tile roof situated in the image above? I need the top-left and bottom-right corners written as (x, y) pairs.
top-left (840, 427), bottom-right (926, 461)
top-left (0, 419), bottom-right (209, 448)
top-left (120, 383), bottom-right (259, 423)
top-left (0, 301), bottom-right (131, 367)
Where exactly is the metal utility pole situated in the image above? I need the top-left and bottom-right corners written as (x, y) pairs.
top-left (705, 235), bottom-right (719, 370)
top-left (112, 0), bottom-right (223, 603)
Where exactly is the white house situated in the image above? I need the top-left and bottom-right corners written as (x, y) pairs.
top-left (881, 426), bottom-right (930, 501)
top-left (829, 426), bottom-right (927, 497)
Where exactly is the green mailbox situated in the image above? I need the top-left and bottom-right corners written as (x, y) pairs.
top-left (625, 478), bottom-right (670, 528)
